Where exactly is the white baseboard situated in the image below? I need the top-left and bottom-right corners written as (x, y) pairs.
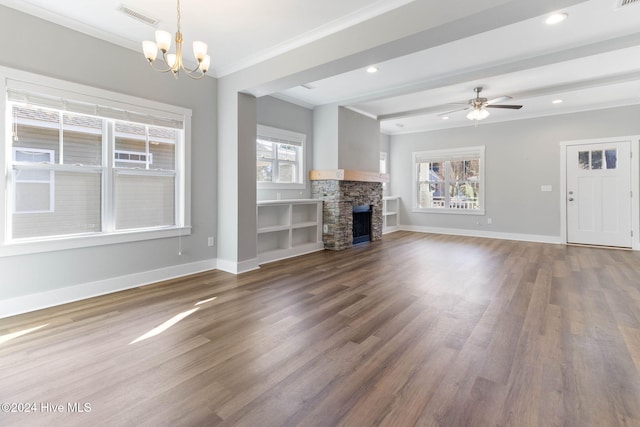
top-left (216, 257), bottom-right (260, 275)
top-left (0, 258), bottom-right (218, 319)
top-left (400, 225), bottom-right (562, 244)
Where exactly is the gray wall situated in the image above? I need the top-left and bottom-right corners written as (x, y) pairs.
top-left (0, 6), bottom-right (217, 300)
top-left (390, 105), bottom-right (640, 238)
top-left (338, 107), bottom-right (380, 172)
top-left (237, 93), bottom-right (258, 262)
top-left (312, 105), bottom-right (339, 170)
top-left (257, 96), bottom-right (313, 200)
top-left (380, 133), bottom-right (391, 156)
top-left (312, 105), bottom-right (380, 172)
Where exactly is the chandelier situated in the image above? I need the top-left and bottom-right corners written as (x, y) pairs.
top-left (142, 0), bottom-right (211, 79)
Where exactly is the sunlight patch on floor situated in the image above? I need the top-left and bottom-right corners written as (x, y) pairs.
top-left (195, 296), bottom-right (217, 306)
top-left (129, 308), bottom-right (199, 344)
top-left (0, 324), bottom-right (49, 345)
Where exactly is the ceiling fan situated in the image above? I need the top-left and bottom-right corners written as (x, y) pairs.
top-left (440, 87), bottom-right (523, 121)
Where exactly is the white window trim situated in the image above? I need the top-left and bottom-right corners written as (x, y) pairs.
top-left (0, 65), bottom-right (192, 257)
top-left (412, 146), bottom-right (485, 216)
top-left (256, 124), bottom-right (306, 190)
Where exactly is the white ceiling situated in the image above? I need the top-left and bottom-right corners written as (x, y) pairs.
top-left (2, 0), bottom-right (639, 135)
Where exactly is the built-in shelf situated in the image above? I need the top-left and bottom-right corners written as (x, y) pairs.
top-left (383, 196), bottom-right (400, 233)
top-left (257, 199), bottom-right (324, 264)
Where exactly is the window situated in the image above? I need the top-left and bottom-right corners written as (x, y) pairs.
top-left (256, 125), bottom-right (305, 188)
top-left (380, 152), bottom-right (388, 174)
top-left (380, 151), bottom-right (388, 195)
top-left (13, 147), bottom-right (55, 213)
top-left (2, 71), bottom-right (191, 252)
top-left (412, 146), bottom-right (485, 214)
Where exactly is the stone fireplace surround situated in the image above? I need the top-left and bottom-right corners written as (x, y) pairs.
top-left (311, 179), bottom-right (383, 251)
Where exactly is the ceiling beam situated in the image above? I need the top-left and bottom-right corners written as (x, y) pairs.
top-left (347, 31), bottom-right (640, 112)
top-left (378, 69), bottom-right (640, 121)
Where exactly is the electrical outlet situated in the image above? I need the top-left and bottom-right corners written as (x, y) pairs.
top-left (487, 218), bottom-right (492, 225)
top-left (323, 224), bottom-right (329, 233)
top-left (207, 236), bottom-right (214, 247)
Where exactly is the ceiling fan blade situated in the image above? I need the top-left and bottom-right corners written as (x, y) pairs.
top-left (485, 104), bottom-right (522, 109)
top-left (438, 107), bottom-right (470, 116)
top-left (486, 96), bottom-right (512, 105)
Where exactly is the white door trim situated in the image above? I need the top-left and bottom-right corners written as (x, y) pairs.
top-left (560, 135), bottom-right (640, 250)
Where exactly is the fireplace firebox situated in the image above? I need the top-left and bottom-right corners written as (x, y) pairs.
top-left (352, 205), bottom-right (372, 244)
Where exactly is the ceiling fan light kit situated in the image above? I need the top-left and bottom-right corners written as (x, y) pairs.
top-left (467, 107), bottom-right (490, 121)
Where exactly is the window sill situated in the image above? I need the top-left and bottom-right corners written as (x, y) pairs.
top-left (412, 208), bottom-right (485, 216)
top-left (0, 226), bottom-right (192, 258)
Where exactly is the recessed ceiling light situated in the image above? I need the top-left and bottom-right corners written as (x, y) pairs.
top-left (545, 12), bottom-right (568, 25)
top-left (552, 99), bottom-right (563, 104)
top-left (442, 116), bottom-right (449, 120)
top-left (367, 66), bottom-right (378, 73)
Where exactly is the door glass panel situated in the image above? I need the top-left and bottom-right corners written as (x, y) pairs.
top-left (578, 151), bottom-right (590, 170)
top-left (591, 150), bottom-right (603, 170)
top-left (605, 149), bottom-right (617, 169)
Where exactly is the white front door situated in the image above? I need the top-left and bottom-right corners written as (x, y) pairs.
top-left (566, 140), bottom-right (632, 247)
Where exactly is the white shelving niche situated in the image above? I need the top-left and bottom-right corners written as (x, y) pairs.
top-left (383, 196), bottom-right (400, 234)
top-left (257, 199), bottom-right (324, 264)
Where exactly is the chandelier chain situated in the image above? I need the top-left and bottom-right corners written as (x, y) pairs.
top-left (177, 0), bottom-right (181, 33)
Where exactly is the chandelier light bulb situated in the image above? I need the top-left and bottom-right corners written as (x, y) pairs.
top-left (199, 55), bottom-right (211, 72)
top-left (142, 41), bottom-right (158, 62)
top-left (193, 41), bottom-right (208, 61)
top-left (155, 30), bottom-right (172, 52)
top-left (166, 53), bottom-right (177, 68)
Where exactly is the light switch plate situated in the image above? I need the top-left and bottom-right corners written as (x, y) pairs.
top-left (541, 185), bottom-right (553, 192)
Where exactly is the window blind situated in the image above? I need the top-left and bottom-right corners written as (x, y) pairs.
top-left (414, 146), bottom-right (483, 163)
top-left (7, 83), bottom-right (183, 129)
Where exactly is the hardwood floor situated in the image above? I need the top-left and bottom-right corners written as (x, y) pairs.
top-left (1, 231), bottom-right (640, 426)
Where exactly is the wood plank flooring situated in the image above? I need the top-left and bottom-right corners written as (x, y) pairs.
top-left (1, 231), bottom-right (640, 426)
